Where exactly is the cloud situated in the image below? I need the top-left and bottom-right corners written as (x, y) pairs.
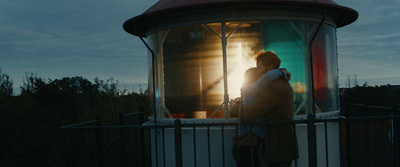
top-left (0, 0), bottom-right (158, 92)
top-left (335, 0), bottom-right (400, 86)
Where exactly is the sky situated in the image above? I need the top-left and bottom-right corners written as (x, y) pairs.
top-left (335, 0), bottom-right (400, 87)
top-left (1, 0), bottom-right (399, 94)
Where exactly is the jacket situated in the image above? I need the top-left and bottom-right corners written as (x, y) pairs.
top-left (243, 77), bottom-right (299, 162)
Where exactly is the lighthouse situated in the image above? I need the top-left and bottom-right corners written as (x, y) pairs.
top-left (123, 0), bottom-right (358, 166)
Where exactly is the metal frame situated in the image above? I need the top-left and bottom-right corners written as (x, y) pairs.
top-left (307, 9), bottom-right (326, 167)
top-left (205, 21), bottom-right (245, 118)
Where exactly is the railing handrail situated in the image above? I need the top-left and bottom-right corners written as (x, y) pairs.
top-left (60, 119), bottom-right (100, 129)
top-left (60, 115), bottom-right (400, 131)
top-left (342, 103), bottom-right (399, 111)
top-left (60, 103), bottom-right (399, 130)
top-left (122, 111), bottom-right (147, 117)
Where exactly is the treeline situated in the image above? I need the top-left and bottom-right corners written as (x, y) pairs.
top-left (0, 71), bottom-right (148, 166)
top-left (341, 84), bottom-right (400, 107)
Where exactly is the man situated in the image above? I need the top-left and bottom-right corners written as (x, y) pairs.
top-left (242, 51), bottom-right (299, 167)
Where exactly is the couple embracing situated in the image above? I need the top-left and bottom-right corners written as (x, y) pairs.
top-left (231, 51), bottom-right (299, 167)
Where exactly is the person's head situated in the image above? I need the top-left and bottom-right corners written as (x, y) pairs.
top-left (255, 51), bottom-right (281, 75)
top-left (243, 67), bottom-right (258, 86)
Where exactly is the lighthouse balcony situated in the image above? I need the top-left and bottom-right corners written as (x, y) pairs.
top-left (61, 103), bottom-right (400, 167)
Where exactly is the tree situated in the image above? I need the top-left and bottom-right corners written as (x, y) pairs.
top-left (0, 72), bottom-right (150, 166)
top-left (352, 74), bottom-right (358, 87)
top-left (94, 77), bottom-right (119, 96)
top-left (344, 74), bottom-right (351, 88)
top-left (343, 74), bottom-right (359, 88)
top-left (20, 73), bottom-right (46, 95)
top-left (0, 69), bottom-right (13, 97)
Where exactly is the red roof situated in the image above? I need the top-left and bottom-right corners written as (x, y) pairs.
top-left (124, 0), bottom-right (358, 37)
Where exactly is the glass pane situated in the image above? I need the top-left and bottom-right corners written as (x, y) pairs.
top-left (261, 21), bottom-right (308, 115)
top-left (147, 20), bottom-right (338, 118)
top-left (147, 38), bottom-right (155, 117)
top-left (226, 21), bottom-right (263, 99)
top-left (161, 24), bottom-right (225, 118)
top-left (312, 25), bottom-right (339, 113)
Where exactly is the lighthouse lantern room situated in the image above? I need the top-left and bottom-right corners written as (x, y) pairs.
top-left (124, 0), bottom-right (358, 166)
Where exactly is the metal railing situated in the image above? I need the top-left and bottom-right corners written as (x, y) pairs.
top-left (339, 103), bottom-right (400, 167)
top-left (61, 119), bottom-right (103, 167)
top-left (60, 104), bottom-right (400, 167)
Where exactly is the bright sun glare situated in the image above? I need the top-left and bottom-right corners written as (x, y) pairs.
top-left (228, 43), bottom-right (254, 99)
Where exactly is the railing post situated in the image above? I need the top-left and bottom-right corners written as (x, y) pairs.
top-left (338, 117), bottom-right (344, 167)
top-left (364, 103), bottom-right (370, 116)
top-left (95, 117), bottom-right (104, 167)
top-left (366, 119), bottom-right (371, 167)
top-left (393, 105), bottom-right (399, 167)
top-left (344, 103), bottom-right (349, 117)
top-left (119, 113), bottom-right (127, 167)
top-left (346, 119), bottom-right (352, 167)
top-left (307, 114), bottom-right (317, 167)
top-left (55, 116), bottom-right (62, 167)
top-left (139, 112), bottom-right (146, 166)
top-left (174, 119), bottom-right (183, 167)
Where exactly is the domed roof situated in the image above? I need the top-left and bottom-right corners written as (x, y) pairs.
top-left (124, 0), bottom-right (358, 37)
